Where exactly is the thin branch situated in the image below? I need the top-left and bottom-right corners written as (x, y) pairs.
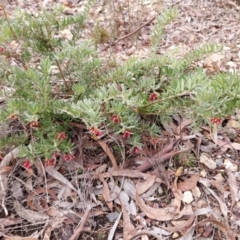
top-left (101, 16), bottom-right (157, 52)
top-left (55, 59), bottom-right (71, 92)
top-left (69, 207), bottom-right (91, 240)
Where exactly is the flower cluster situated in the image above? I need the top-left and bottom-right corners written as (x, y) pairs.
top-left (210, 117), bottom-right (222, 125)
top-left (30, 121), bottom-right (40, 128)
top-left (56, 132), bottom-right (67, 141)
top-left (111, 114), bottom-right (121, 124)
top-left (89, 127), bottom-right (102, 137)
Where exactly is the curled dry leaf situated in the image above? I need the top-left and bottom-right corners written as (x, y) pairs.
top-left (136, 175), bottom-right (156, 195)
top-left (199, 178), bottom-right (228, 219)
top-left (177, 174), bottom-right (200, 192)
top-left (136, 188), bottom-right (181, 221)
top-left (161, 214), bottom-right (195, 233)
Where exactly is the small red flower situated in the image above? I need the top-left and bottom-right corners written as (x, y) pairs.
top-left (23, 160), bottom-right (32, 169)
top-left (30, 121), bottom-right (40, 128)
top-left (133, 147), bottom-right (141, 154)
top-left (9, 114), bottom-right (18, 120)
top-left (63, 154), bottom-right (75, 162)
top-left (122, 130), bottom-right (133, 139)
top-left (111, 114), bottom-right (121, 124)
top-left (56, 132), bottom-right (66, 140)
top-left (149, 93), bottom-right (158, 102)
top-left (89, 127), bottom-right (102, 137)
top-left (210, 117), bottom-right (222, 125)
top-left (0, 47), bottom-right (4, 53)
top-left (45, 159), bottom-right (56, 167)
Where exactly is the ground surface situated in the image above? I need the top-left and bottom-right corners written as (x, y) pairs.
top-left (1, 0), bottom-right (240, 240)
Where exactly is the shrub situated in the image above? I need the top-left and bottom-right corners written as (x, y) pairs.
top-left (0, 1), bottom-right (239, 162)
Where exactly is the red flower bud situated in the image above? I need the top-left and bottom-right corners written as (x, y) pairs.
top-left (133, 147), bottom-right (141, 154)
top-left (210, 117), bottom-right (222, 125)
top-left (23, 160), bottom-right (32, 169)
top-left (30, 121), bottom-right (40, 128)
top-left (56, 132), bottom-right (66, 140)
top-left (90, 127), bottom-right (102, 136)
top-left (149, 93), bottom-right (158, 102)
top-left (63, 154), bottom-right (75, 162)
top-left (122, 130), bottom-right (133, 139)
top-left (45, 159), bottom-right (55, 167)
top-left (111, 114), bottom-right (121, 124)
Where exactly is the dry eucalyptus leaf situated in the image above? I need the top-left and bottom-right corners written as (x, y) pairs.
top-left (14, 200), bottom-right (49, 223)
top-left (109, 182), bottom-right (136, 215)
top-left (177, 174), bottom-right (200, 192)
top-left (199, 178), bottom-right (228, 219)
top-left (122, 178), bottom-right (136, 200)
top-left (45, 166), bottom-right (77, 191)
top-left (99, 175), bottom-right (113, 211)
top-left (136, 175), bottom-right (156, 195)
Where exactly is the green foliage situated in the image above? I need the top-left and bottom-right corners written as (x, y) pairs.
top-left (0, 2), bottom-right (239, 162)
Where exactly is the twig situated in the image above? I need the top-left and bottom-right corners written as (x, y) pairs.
top-left (137, 139), bottom-right (180, 172)
top-left (55, 59), bottom-right (71, 92)
top-left (69, 207), bottom-right (91, 240)
top-left (101, 16), bottom-right (157, 52)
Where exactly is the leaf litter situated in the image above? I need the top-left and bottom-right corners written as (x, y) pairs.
top-left (1, 0), bottom-right (240, 239)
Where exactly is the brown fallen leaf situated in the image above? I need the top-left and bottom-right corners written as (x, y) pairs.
top-left (45, 166), bottom-right (77, 191)
top-left (136, 175), bottom-right (156, 195)
top-left (97, 139), bottom-right (118, 170)
top-left (27, 187), bottom-right (57, 211)
top-left (177, 174), bottom-right (200, 192)
top-left (99, 175), bottom-right (113, 211)
top-left (199, 178), bottom-right (228, 220)
top-left (161, 214), bottom-right (195, 233)
top-left (136, 181), bottom-right (182, 221)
